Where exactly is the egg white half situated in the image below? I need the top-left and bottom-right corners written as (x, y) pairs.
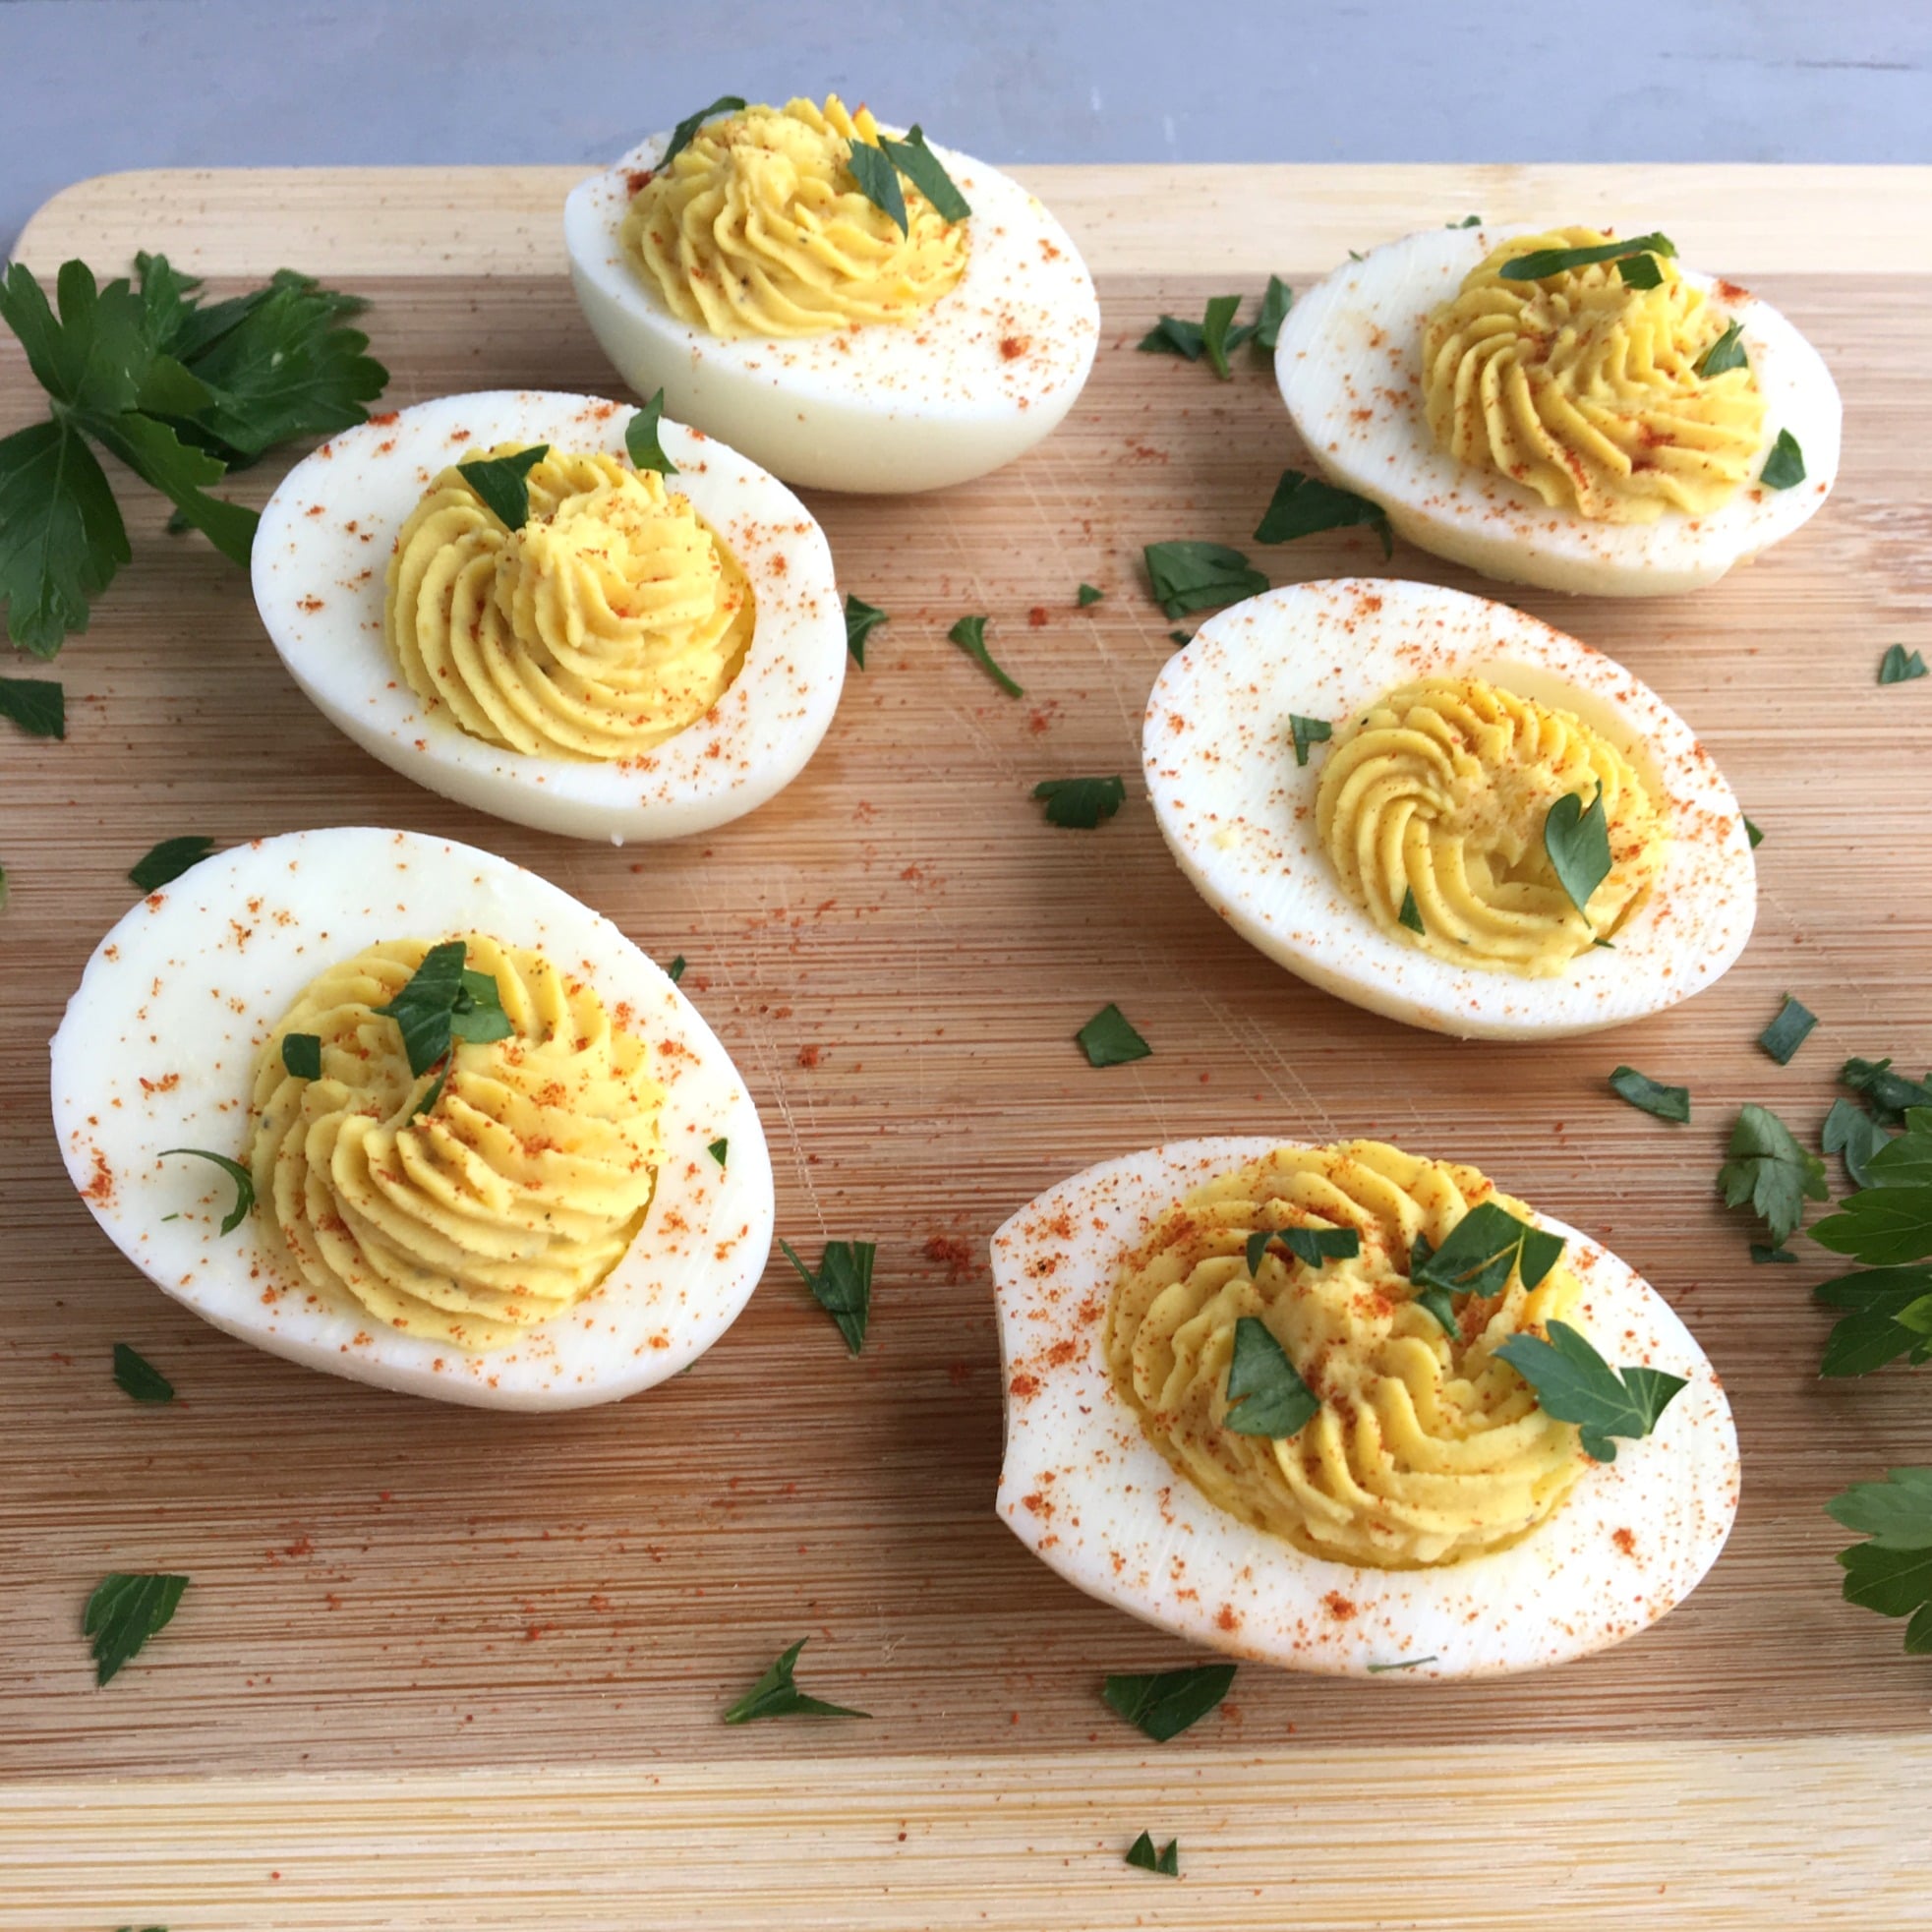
top-left (1143, 578), bottom-right (1756, 1039)
top-left (1275, 225), bottom-right (1842, 597)
top-left (994, 1138), bottom-right (1739, 1678)
top-left (564, 130), bottom-right (1100, 494)
top-left (50, 827), bottom-right (775, 1410)
top-left (253, 390), bottom-right (846, 843)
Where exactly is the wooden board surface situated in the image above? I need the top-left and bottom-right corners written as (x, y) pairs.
top-left (4, 163), bottom-right (1931, 1927)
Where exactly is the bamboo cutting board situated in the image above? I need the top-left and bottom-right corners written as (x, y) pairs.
top-left (4, 162), bottom-right (1931, 1929)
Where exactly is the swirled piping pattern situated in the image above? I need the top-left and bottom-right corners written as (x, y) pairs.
top-left (620, 94), bottom-right (968, 339)
top-left (1104, 1142), bottom-right (1588, 1569)
top-left (249, 936), bottom-right (665, 1352)
top-left (1422, 225), bottom-right (1766, 522)
top-left (1315, 675), bottom-right (1666, 976)
top-left (385, 447), bottom-right (752, 761)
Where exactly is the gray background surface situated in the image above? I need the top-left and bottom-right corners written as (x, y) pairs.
top-left (4, 0), bottom-right (1929, 256)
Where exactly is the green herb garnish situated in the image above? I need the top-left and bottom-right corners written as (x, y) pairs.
top-left (1398, 887), bottom-right (1424, 933)
top-left (1760, 428), bottom-right (1805, 490)
top-left (1200, 294), bottom-right (1244, 379)
top-left (1751, 1244), bottom-right (1797, 1264)
top-left (1246, 1226), bottom-right (1361, 1274)
top-left (456, 443), bottom-right (549, 531)
top-left (666, 954), bottom-right (687, 984)
top-left (0, 255), bottom-right (385, 657)
top-left (1759, 993), bottom-right (1818, 1066)
top-left (281, 1032), bottom-right (322, 1081)
top-left (1168, 629), bottom-right (1192, 647)
top-left (1077, 582), bottom-right (1103, 607)
top-left (1744, 815), bottom-right (1764, 849)
top-left (1101, 1663), bottom-right (1235, 1742)
top-left (707, 1137), bottom-right (729, 1167)
top-left (1139, 297), bottom-right (1249, 364)
top-left (661, 95), bottom-right (747, 168)
top-left (1543, 788), bottom-right (1611, 922)
top-left (1077, 1003), bottom-right (1150, 1068)
top-left (948, 614), bottom-right (1023, 696)
top-left (0, 673), bottom-right (64, 738)
top-left (1142, 541), bottom-right (1267, 620)
top-left (847, 140), bottom-right (909, 234)
top-left (160, 1147), bottom-right (254, 1235)
top-left (844, 592), bottom-right (887, 668)
top-left (1497, 232), bottom-right (1676, 281)
top-left (1718, 1102), bottom-right (1828, 1248)
top-left (85, 1571), bottom-right (189, 1685)
top-left (779, 1237), bottom-right (874, 1355)
top-left (113, 1343), bottom-right (175, 1404)
top-left (1366, 1654), bottom-right (1438, 1671)
top-left (1125, 1833), bottom-right (1180, 1876)
top-left (1824, 1098), bottom-right (1893, 1191)
top-left (372, 941), bottom-right (511, 1117)
top-left (623, 388), bottom-right (677, 475)
top-left (1034, 775), bottom-right (1126, 829)
top-left (723, 1638), bottom-right (869, 1724)
top-left (1253, 467), bottom-right (1392, 557)
top-left (1255, 275), bottom-right (1293, 350)
top-left (878, 126), bottom-right (971, 222)
top-left (1843, 1057), bottom-right (1932, 1127)
top-left (1449, 214), bottom-right (1483, 228)
top-left (1609, 1066), bottom-right (1690, 1124)
top-left (1879, 644), bottom-right (1927, 685)
top-left (1222, 1315), bottom-right (1319, 1437)
top-left (1812, 1113), bottom-right (1932, 1267)
top-left (1616, 252), bottom-right (1665, 290)
top-left (1289, 714), bottom-right (1331, 767)
top-left (1495, 1319), bottom-right (1685, 1464)
top-left (1412, 1200), bottom-right (1565, 1302)
top-left (130, 835), bottom-right (214, 893)
top-left (1694, 320), bottom-right (1748, 378)
top-left (1827, 1469), bottom-right (1932, 1654)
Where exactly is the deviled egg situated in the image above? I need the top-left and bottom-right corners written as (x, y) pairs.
top-left (51, 827), bottom-right (774, 1409)
top-left (253, 390), bottom-right (846, 842)
top-left (995, 1137), bottom-right (1738, 1676)
top-left (1143, 578), bottom-right (1755, 1039)
top-left (1276, 223), bottom-right (1841, 596)
top-left (564, 94), bottom-right (1100, 493)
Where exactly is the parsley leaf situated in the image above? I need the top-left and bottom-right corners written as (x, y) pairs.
top-left (1138, 314), bottom-right (1210, 359)
top-left (1222, 1316), bottom-right (1320, 1436)
top-left (0, 672), bottom-right (64, 737)
top-left (1815, 1266), bottom-right (1932, 1377)
top-left (1813, 1182), bottom-right (1932, 1267)
top-left (280, 1032), bottom-right (322, 1081)
top-left (1102, 1663), bottom-right (1235, 1742)
top-left (1033, 775), bottom-right (1126, 829)
top-left (457, 443), bottom-right (549, 531)
top-left (1290, 715), bottom-right (1331, 767)
top-left (1247, 1226), bottom-right (1360, 1273)
top-left (723, 1638), bottom-right (869, 1723)
top-left (1495, 1320), bottom-right (1685, 1463)
top-left (1828, 1469), bottom-right (1932, 1653)
top-left (665, 954), bottom-right (687, 984)
top-left (948, 614), bottom-right (1023, 696)
top-left (1398, 886), bottom-right (1425, 933)
top-left (373, 942), bottom-right (511, 1117)
top-left (0, 416), bottom-right (129, 657)
top-left (1824, 1098), bottom-right (1893, 1191)
top-left (779, 1237), bottom-right (874, 1355)
top-left (85, 1570), bottom-right (188, 1684)
top-left (1744, 815), bottom-right (1764, 849)
top-left (844, 593), bottom-right (887, 667)
top-left (1616, 252), bottom-right (1666, 290)
top-left (1125, 1833), bottom-right (1180, 1876)
top-left (847, 140), bottom-right (909, 234)
top-left (160, 1147), bottom-right (254, 1234)
top-left (1543, 788), bottom-right (1611, 921)
top-left (1760, 428), bottom-right (1805, 490)
top-left (1412, 1200), bottom-right (1565, 1301)
top-left (1367, 1654), bottom-right (1438, 1671)
top-left (1255, 275), bottom-right (1293, 350)
top-left (1879, 644), bottom-right (1927, 685)
top-left (113, 1342), bottom-right (175, 1404)
top-left (1609, 1066), bottom-right (1690, 1124)
top-left (129, 835), bottom-right (215, 893)
top-left (1497, 232), bottom-right (1676, 281)
top-left (1842, 1057), bottom-right (1932, 1128)
top-left (878, 126), bottom-right (971, 223)
top-left (624, 389), bottom-right (677, 475)
top-left (1758, 993), bottom-right (1818, 1066)
top-left (1077, 582), bottom-right (1102, 606)
top-left (1200, 294), bottom-right (1244, 380)
top-left (1077, 1003), bottom-right (1150, 1068)
top-left (661, 95), bottom-right (747, 168)
top-left (1142, 541), bottom-right (1267, 620)
top-left (1718, 1103), bottom-right (1828, 1247)
top-left (1449, 214), bottom-right (1484, 228)
top-left (708, 1137), bottom-right (729, 1166)
top-left (1695, 320), bottom-right (1748, 379)
top-left (1752, 1245), bottom-right (1796, 1264)
top-left (1139, 294), bottom-right (1255, 365)
top-left (1253, 467), bottom-right (1392, 557)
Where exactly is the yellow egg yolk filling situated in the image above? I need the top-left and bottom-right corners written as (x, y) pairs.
top-left (1422, 226), bottom-right (1767, 523)
top-left (385, 447), bottom-right (752, 762)
top-left (1105, 1142), bottom-right (1588, 1569)
top-left (1316, 675), bottom-right (1666, 977)
top-left (249, 936), bottom-right (666, 1354)
top-left (620, 93), bottom-right (968, 340)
